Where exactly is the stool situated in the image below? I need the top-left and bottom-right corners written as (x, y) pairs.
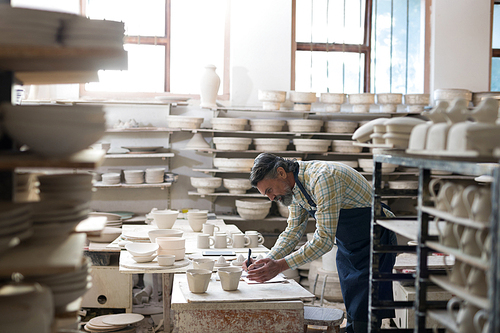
top-left (304, 307), bottom-right (344, 333)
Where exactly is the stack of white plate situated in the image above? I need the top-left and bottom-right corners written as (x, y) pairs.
top-left (61, 16), bottom-right (125, 49)
top-left (145, 168), bottom-right (165, 184)
top-left (83, 314), bottom-right (144, 333)
top-left (102, 173), bottom-right (121, 185)
top-left (31, 201), bottom-right (90, 242)
top-left (2, 103), bottom-right (106, 157)
top-left (0, 5), bottom-right (62, 46)
top-left (0, 203), bottom-right (33, 254)
top-left (26, 258), bottom-right (92, 311)
top-left (88, 212), bottom-right (122, 228)
top-left (37, 173), bottom-right (94, 203)
top-left (14, 172), bottom-right (39, 202)
top-left (124, 170), bottom-right (144, 184)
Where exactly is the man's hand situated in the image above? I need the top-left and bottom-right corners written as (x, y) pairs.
top-left (242, 257), bottom-right (254, 272)
top-left (246, 258), bottom-right (290, 283)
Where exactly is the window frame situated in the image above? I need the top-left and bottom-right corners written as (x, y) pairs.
top-left (78, 0), bottom-right (230, 101)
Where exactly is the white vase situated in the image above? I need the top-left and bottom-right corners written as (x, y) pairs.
top-left (200, 64), bottom-right (220, 108)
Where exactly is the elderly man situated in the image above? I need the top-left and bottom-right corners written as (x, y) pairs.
top-left (244, 153), bottom-right (396, 332)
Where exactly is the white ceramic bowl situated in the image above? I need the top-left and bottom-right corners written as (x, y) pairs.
top-left (235, 199), bottom-right (272, 220)
top-left (167, 116), bottom-right (204, 129)
top-left (212, 137), bottom-right (252, 151)
top-left (131, 254), bottom-right (157, 263)
top-left (331, 140), bottom-right (363, 153)
top-left (213, 158), bottom-right (254, 172)
top-left (148, 229), bottom-right (183, 243)
top-left (433, 88), bottom-right (472, 105)
top-left (156, 236), bottom-right (185, 250)
top-left (190, 177), bottom-right (222, 193)
top-left (157, 247), bottom-right (185, 260)
top-left (211, 118), bottom-right (248, 131)
top-left (249, 119), bottom-right (286, 132)
top-left (151, 210), bottom-right (179, 229)
top-left (348, 93), bottom-right (375, 104)
top-left (404, 94), bottom-right (430, 105)
top-left (125, 242), bottom-right (159, 257)
top-left (293, 138), bottom-right (331, 153)
top-left (376, 93), bottom-right (403, 105)
top-left (258, 90), bottom-right (287, 102)
top-left (86, 227), bottom-right (122, 243)
top-left (223, 178), bottom-right (252, 194)
top-left (320, 93), bottom-right (345, 104)
top-left (253, 138), bottom-right (290, 152)
top-left (324, 121), bottom-right (358, 133)
top-left (157, 254), bottom-right (175, 266)
top-left (358, 159), bottom-right (398, 173)
top-left (287, 119), bottom-right (323, 133)
top-left (289, 91), bottom-right (317, 103)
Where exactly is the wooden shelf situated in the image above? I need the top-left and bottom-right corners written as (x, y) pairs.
top-left (106, 127), bottom-right (179, 133)
top-left (426, 309), bottom-right (459, 333)
top-left (218, 214), bottom-right (289, 222)
top-left (420, 206), bottom-right (490, 230)
top-left (193, 148), bottom-right (372, 156)
top-left (193, 168), bottom-right (250, 174)
top-left (429, 275), bottom-right (490, 310)
top-left (376, 219), bottom-right (441, 240)
top-left (188, 191), bottom-right (264, 198)
top-left (105, 153), bottom-right (174, 159)
top-left (0, 149), bottom-right (105, 170)
top-left (94, 182), bottom-right (172, 189)
top-left (195, 128), bottom-right (353, 137)
top-left (0, 45), bottom-right (127, 74)
top-left (425, 241), bottom-right (489, 270)
top-left (0, 233), bottom-right (86, 277)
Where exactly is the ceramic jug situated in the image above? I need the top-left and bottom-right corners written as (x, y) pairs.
top-left (450, 184), bottom-right (474, 218)
top-left (186, 268), bottom-right (212, 293)
top-left (436, 217), bottom-right (459, 248)
top-left (460, 226), bottom-right (482, 257)
top-left (429, 179), bottom-right (456, 212)
top-left (447, 297), bottom-right (480, 333)
top-left (459, 184), bottom-right (478, 219)
top-left (200, 64), bottom-right (220, 109)
top-left (471, 187), bottom-right (492, 223)
top-left (466, 267), bottom-right (488, 297)
top-left (473, 309), bottom-right (490, 333)
top-left (481, 232), bottom-right (492, 261)
top-left (444, 258), bottom-right (469, 287)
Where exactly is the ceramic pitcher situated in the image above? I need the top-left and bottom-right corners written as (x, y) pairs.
top-left (473, 309), bottom-right (490, 333)
top-left (460, 227), bottom-right (482, 257)
top-left (447, 297), bottom-right (480, 333)
top-left (471, 187), bottom-right (492, 223)
top-left (429, 179), bottom-right (456, 212)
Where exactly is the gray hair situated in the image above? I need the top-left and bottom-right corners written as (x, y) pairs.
top-left (250, 153), bottom-right (298, 187)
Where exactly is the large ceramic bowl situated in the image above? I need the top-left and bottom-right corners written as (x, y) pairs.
top-left (258, 90), bottom-right (287, 102)
top-left (211, 118), bottom-right (248, 131)
top-left (249, 119), bottom-right (286, 132)
top-left (212, 137), bottom-right (252, 151)
top-left (289, 91), bottom-right (317, 103)
top-left (253, 138), bottom-right (290, 152)
top-left (223, 178), bottom-right (252, 194)
top-left (151, 210), bottom-right (179, 229)
top-left (325, 121), bottom-right (358, 133)
top-left (293, 138), bottom-right (331, 153)
top-left (156, 236), bottom-right (185, 250)
top-left (433, 88), bottom-right (472, 105)
top-left (125, 242), bottom-right (159, 257)
top-left (331, 140), bottom-right (363, 153)
top-left (213, 158), bottom-right (254, 172)
top-left (148, 229), bottom-right (183, 243)
top-left (235, 199), bottom-right (272, 220)
top-left (348, 93), bottom-right (375, 113)
top-left (167, 116), bottom-right (204, 129)
top-left (190, 177), bottom-right (222, 194)
top-left (287, 119), bottom-right (323, 133)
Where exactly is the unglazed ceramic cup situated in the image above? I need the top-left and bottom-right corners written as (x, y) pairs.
top-left (186, 269), bottom-right (212, 293)
top-left (197, 233), bottom-right (215, 249)
top-left (218, 267), bottom-right (242, 291)
top-left (157, 255), bottom-right (175, 266)
top-left (202, 223), bottom-right (220, 236)
top-left (193, 258), bottom-right (215, 271)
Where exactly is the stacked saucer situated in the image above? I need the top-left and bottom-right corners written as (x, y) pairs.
top-left (31, 200), bottom-right (90, 242)
top-left (124, 170), bottom-right (144, 184)
top-left (145, 168), bottom-right (165, 184)
top-left (84, 313), bottom-right (144, 333)
top-left (37, 173), bottom-right (94, 203)
top-left (15, 172), bottom-right (39, 202)
top-left (88, 212), bottom-right (122, 228)
top-left (0, 203), bottom-right (33, 254)
top-left (102, 173), bottom-right (121, 185)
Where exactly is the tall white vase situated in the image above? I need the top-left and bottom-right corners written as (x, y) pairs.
top-left (200, 64), bottom-right (220, 109)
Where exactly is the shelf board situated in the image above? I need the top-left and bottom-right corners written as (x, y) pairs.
top-left (188, 191), bottom-right (264, 198)
top-left (192, 168), bottom-right (250, 174)
top-left (195, 128), bottom-right (353, 137)
top-left (94, 182), bottom-right (172, 189)
top-left (0, 45), bottom-right (127, 73)
top-left (105, 153), bottom-right (174, 159)
top-left (193, 148), bottom-right (372, 156)
top-left (425, 241), bottom-right (489, 270)
top-left (0, 233), bottom-right (86, 277)
top-left (420, 206), bottom-right (490, 230)
top-left (429, 275), bottom-right (490, 310)
top-left (105, 127), bottom-right (179, 133)
top-left (426, 310), bottom-right (459, 333)
top-left (0, 149), bottom-right (105, 170)
top-left (376, 219), bottom-right (441, 240)
top-left (218, 214), bottom-right (289, 222)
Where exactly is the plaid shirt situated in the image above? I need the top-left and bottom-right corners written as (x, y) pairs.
top-left (267, 160), bottom-right (394, 270)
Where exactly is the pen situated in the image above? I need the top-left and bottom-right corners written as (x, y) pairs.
top-left (246, 248), bottom-right (251, 269)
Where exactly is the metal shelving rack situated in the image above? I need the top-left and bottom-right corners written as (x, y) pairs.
top-left (369, 152), bottom-right (499, 333)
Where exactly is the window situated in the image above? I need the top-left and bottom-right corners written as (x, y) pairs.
top-left (82, 0), bottom-right (229, 99)
top-left (293, 0), bottom-right (423, 94)
top-left (491, 2), bottom-right (500, 91)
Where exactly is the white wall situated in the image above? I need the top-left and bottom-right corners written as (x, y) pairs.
top-left (430, 0), bottom-right (492, 94)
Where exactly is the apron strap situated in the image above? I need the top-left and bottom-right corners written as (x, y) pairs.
top-left (293, 167), bottom-right (316, 209)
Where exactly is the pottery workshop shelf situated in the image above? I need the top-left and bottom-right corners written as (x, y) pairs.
top-left (425, 241), bottom-right (489, 270)
top-left (105, 153), bottom-right (175, 159)
top-left (188, 191), bottom-right (264, 198)
top-left (0, 149), bottom-right (105, 170)
top-left (105, 127), bottom-right (180, 133)
top-left (429, 275), bottom-right (490, 310)
top-left (420, 206), bottom-right (491, 230)
top-left (375, 219), bottom-right (440, 241)
top-left (194, 148), bottom-right (373, 156)
top-left (94, 182), bottom-right (172, 189)
top-left (195, 128), bottom-right (353, 137)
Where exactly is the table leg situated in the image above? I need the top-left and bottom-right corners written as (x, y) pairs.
top-left (162, 273), bottom-right (174, 333)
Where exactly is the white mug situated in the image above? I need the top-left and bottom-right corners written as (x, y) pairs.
top-left (245, 231), bottom-right (265, 248)
top-left (471, 187), bottom-right (492, 223)
top-left (466, 267), bottom-right (488, 298)
top-left (212, 232), bottom-right (233, 249)
top-left (447, 297), bottom-right (480, 333)
top-left (232, 233), bottom-right (251, 248)
top-left (473, 309), bottom-right (489, 333)
top-left (202, 223), bottom-right (220, 236)
top-left (197, 233), bottom-right (215, 249)
top-left (429, 179), bottom-right (456, 212)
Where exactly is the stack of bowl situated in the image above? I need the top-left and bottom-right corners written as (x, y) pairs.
top-left (37, 173), bottom-right (93, 203)
top-left (320, 93), bottom-right (345, 112)
top-left (0, 203), bottom-right (33, 254)
top-left (324, 120), bottom-right (358, 133)
top-left (213, 158), bottom-right (254, 172)
top-left (211, 118), bottom-right (248, 131)
top-left (433, 88), bottom-right (472, 106)
top-left (289, 91), bottom-right (317, 111)
top-left (125, 243), bottom-right (159, 263)
top-left (222, 178), bottom-right (252, 194)
top-left (151, 210), bottom-right (179, 229)
top-left (156, 237), bottom-right (185, 260)
top-left (145, 168), bottom-right (165, 184)
top-left (258, 90), bottom-right (287, 110)
top-left (212, 137), bottom-right (252, 151)
top-left (293, 138), bottom-right (331, 153)
top-left (235, 199), bottom-right (272, 220)
top-left (348, 93), bottom-right (375, 113)
top-left (358, 159), bottom-right (398, 173)
top-left (148, 229), bottom-right (183, 243)
top-left (123, 170), bottom-right (144, 184)
top-left (404, 94), bottom-right (430, 112)
top-left (187, 210), bottom-right (208, 232)
top-left (88, 212), bottom-right (122, 228)
top-left (101, 172), bottom-right (121, 185)
top-left (287, 119), bottom-right (323, 133)
top-left (376, 93), bottom-right (403, 112)
top-left (190, 177), bottom-right (222, 194)
top-left (253, 138), bottom-right (290, 152)
top-left (167, 116), bottom-right (203, 129)
top-left (331, 140), bottom-right (363, 153)
top-left (2, 103), bottom-right (106, 157)
top-left (249, 119), bottom-right (286, 132)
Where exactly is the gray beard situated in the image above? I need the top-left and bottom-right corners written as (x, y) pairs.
top-left (273, 183), bottom-right (294, 206)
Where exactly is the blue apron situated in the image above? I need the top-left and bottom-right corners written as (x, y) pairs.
top-left (294, 170), bottom-right (396, 332)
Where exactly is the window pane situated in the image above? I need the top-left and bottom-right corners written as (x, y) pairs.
top-left (295, 51), bottom-right (364, 93)
top-left (85, 44), bottom-right (165, 93)
top-left (169, 0), bottom-right (227, 94)
top-left (493, 4), bottom-right (500, 49)
top-left (11, 0), bottom-right (80, 14)
top-left (87, 0), bottom-right (166, 36)
top-left (491, 58), bottom-right (500, 91)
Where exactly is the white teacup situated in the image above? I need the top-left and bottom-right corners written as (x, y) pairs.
top-left (186, 269), bottom-right (212, 294)
top-left (245, 231), bottom-right (265, 248)
top-left (218, 267), bottom-right (242, 291)
top-left (232, 233), bottom-right (251, 248)
top-left (447, 297), bottom-right (480, 333)
top-left (212, 232), bottom-right (232, 249)
top-left (197, 233), bottom-right (215, 249)
top-left (193, 258), bottom-right (215, 271)
top-left (157, 254), bottom-right (175, 266)
top-left (202, 223), bottom-right (220, 236)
